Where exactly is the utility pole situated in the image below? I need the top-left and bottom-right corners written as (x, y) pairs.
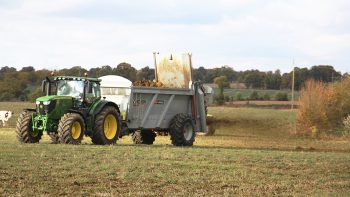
top-left (153, 52), bottom-right (159, 81)
top-left (291, 59), bottom-right (295, 110)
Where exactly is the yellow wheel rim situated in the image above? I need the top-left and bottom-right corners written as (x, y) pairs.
top-left (71, 121), bottom-right (82, 140)
top-left (104, 114), bottom-right (117, 140)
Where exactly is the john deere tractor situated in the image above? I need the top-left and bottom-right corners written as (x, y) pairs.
top-left (16, 76), bottom-right (121, 145)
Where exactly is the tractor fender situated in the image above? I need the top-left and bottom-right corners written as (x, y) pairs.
top-left (84, 100), bottom-right (121, 136)
top-left (89, 100), bottom-right (121, 121)
top-left (68, 109), bottom-right (87, 119)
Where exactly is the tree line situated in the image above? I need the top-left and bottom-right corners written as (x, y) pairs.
top-left (194, 65), bottom-right (345, 90)
top-left (0, 63), bottom-right (346, 101)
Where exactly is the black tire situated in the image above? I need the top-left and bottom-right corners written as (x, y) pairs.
top-left (16, 111), bottom-right (42, 143)
top-left (58, 113), bottom-right (85, 144)
top-left (132, 130), bottom-right (156, 145)
top-left (48, 132), bottom-right (60, 144)
top-left (169, 113), bottom-right (195, 146)
top-left (92, 106), bottom-right (121, 145)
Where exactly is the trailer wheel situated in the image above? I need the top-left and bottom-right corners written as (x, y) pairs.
top-left (92, 106), bottom-right (120, 145)
top-left (16, 111), bottom-right (42, 143)
top-left (169, 113), bottom-right (195, 146)
top-left (132, 130), bottom-right (156, 145)
top-left (49, 132), bottom-right (60, 144)
top-left (58, 113), bottom-right (85, 144)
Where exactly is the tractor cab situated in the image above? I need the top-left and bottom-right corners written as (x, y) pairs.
top-left (40, 76), bottom-right (101, 109)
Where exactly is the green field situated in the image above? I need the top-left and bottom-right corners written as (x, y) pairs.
top-left (213, 88), bottom-right (300, 101)
top-left (0, 103), bottom-right (350, 196)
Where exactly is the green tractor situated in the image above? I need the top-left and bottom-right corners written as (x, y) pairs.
top-left (16, 76), bottom-right (121, 145)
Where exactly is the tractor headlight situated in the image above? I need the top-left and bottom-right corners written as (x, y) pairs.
top-left (43, 101), bottom-right (51, 105)
top-left (36, 101), bottom-right (40, 105)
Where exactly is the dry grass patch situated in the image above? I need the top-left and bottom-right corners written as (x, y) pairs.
top-left (297, 77), bottom-right (350, 137)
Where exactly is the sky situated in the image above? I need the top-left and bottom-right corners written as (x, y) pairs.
top-left (0, 0), bottom-right (349, 73)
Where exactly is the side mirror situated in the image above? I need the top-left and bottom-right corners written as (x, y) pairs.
top-left (42, 77), bottom-right (52, 95)
top-left (41, 80), bottom-right (46, 93)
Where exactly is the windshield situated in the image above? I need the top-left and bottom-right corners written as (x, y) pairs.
top-left (57, 80), bottom-right (84, 98)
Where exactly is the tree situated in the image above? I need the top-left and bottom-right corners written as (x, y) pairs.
top-left (214, 76), bottom-right (230, 95)
top-left (0, 66), bottom-right (16, 80)
top-left (193, 66), bottom-right (207, 82)
top-left (58, 66), bottom-right (88, 77)
top-left (218, 65), bottom-right (236, 82)
top-left (214, 76), bottom-right (230, 105)
top-left (206, 66), bottom-right (237, 83)
top-left (137, 66), bottom-right (154, 80)
top-left (281, 73), bottom-right (291, 89)
top-left (310, 65), bottom-right (341, 82)
top-left (34, 69), bottom-right (51, 84)
top-left (243, 70), bottom-right (265, 88)
top-left (294, 67), bottom-right (310, 90)
top-left (101, 65), bottom-right (113, 76)
top-left (0, 72), bottom-right (27, 101)
top-left (264, 70), bottom-right (282, 89)
top-left (20, 66), bottom-right (35, 72)
top-left (113, 63), bottom-right (137, 81)
top-left (88, 65), bottom-right (114, 77)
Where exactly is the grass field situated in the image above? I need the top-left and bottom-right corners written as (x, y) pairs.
top-left (0, 102), bottom-right (350, 196)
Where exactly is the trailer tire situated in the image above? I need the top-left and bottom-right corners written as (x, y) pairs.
top-left (58, 113), bottom-right (85, 144)
top-left (49, 132), bottom-right (60, 144)
top-left (16, 111), bottom-right (42, 143)
top-left (169, 113), bottom-right (195, 146)
top-left (92, 106), bottom-right (120, 145)
top-left (132, 131), bottom-right (156, 145)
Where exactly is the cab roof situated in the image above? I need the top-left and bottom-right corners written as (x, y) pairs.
top-left (54, 76), bottom-right (101, 83)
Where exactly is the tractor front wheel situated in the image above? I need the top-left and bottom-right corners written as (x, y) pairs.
top-left (169, 113), bottom-right (195, 146)
top-left (58, 113), bottom-right (85, 144)
top-left (16, 111), bottom-right (42, 143)
top-left (92, 106), bottom-right (120, 145)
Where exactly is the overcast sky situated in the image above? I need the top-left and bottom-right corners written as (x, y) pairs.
top-left (0, 0), bottom-right (349, 73)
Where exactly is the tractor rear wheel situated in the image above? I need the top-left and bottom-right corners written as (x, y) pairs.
top-left (58, 113), bottom-right (85, 144)
top-left (16, 110), bottom-right (42, 143)
top-left (132, 130), bottom-right (156, 145)
top-left (169, 113), bottom-right (195, 146)
top-left (92, 106), bottom-right (120, 145)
